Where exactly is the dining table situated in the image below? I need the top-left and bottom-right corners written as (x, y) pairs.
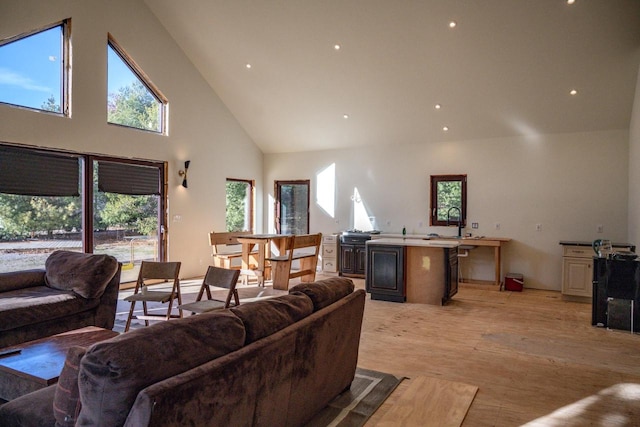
top-left (235, 234), bottom-right (291, 288)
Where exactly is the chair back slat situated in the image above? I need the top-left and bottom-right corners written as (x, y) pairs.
top-left (292, 234), bottom-right (322, 251)
top-left (140, 261), bottom-right (181, 280)
top-left (203, 266), bottom-right (241, 289)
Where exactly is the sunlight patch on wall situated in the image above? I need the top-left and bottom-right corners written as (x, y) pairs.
top-left (268, 193), bottom-right (275, 234)
top-left (316, 163), bottom-right (335, 217)
top-left (352, 187), bottom-right (374, 231)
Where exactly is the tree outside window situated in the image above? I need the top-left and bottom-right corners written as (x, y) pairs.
top-left (226, 179), bottom-right (253, 232)
top-left (107, 35), bottom-right (166, 133)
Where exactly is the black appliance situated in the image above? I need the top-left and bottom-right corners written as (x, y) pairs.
top-left (592, 257), bottom-right (640, 333)
top-left (339, 230), bottom-right (373, 278)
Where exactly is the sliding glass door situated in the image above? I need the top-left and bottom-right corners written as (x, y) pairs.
top-left (92, 160), bottom-right (164, 283)
top-left (0, 143), bottom-right (166, 283)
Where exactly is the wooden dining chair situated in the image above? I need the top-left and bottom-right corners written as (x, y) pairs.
top-left (178, 266), bottom-right (241, 314)
top-left (124, 261), bottom-right (182, 332)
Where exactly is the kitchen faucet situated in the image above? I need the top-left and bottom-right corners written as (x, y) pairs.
top-left (446, 206), bottom-right (463, 238)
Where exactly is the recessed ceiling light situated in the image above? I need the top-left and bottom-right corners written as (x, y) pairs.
top-left (443, 126), bottom-right (449, 131)
top-left (570, 89), bottom-right (577, 95)
top-left (245, 63), bottom-right (252, 69)
top-left (435, 104), bottom-right (442, 110)
top-left (567, 0), bottom-right (575, 4)
top-left (334, 44), bottom-right (341, 50)
top-left (343, 114), bottom-right (349, 119)
top-left (449, 21), bottom-right (457, 28)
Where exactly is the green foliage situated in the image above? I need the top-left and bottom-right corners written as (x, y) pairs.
top-left (108, 81), bottom-right (160, 132)
top-left (41, 95), bottom-right (61, 113)
top-left (0, 194), bottom-right (80, 238)
top-left (436, 181), bottom-right (462, 221)
top-left (226, 181), bottom-right (249, 232)
top-left (99, 193), bottom-right (158, 235)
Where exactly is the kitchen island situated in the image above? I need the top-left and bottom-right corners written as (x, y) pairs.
top-left (365, 238), bottom-right (459, 305)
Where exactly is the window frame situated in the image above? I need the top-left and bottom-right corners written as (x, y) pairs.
top-left (107, 33), bottom-right (168, 134)
top-left (430, 174), bottom-right (467, 227)
top-left (0, 19), bottom-right (71, 116)
top-left (225, 178), bottom-right (255, 233)
top-left (274, 180), bottom-right (310, 235)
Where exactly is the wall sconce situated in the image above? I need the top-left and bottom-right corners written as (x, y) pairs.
top-left (178, 160), bottom-right (190, 188)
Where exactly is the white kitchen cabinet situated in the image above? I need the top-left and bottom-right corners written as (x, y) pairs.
top-left (560, 242), bottom-right (637, 300)
top-left (562, 253), bottom-right (593, 297)
top-left (322, 234), bottom-right (338, 273)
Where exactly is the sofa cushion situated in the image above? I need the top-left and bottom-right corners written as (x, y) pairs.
top-left (53, 346), bottom-right (86, 427)
top-left (77, 310), bottom-right (246, 427)
top-left (289, 278), bottom-right (355, 311)
top-left (45, 251), bottom-right (118, 299)
top-left (0, 286), bottom-right (98, 332)
top-left (230, 293), bottom-right (313, 344)
top-left (0, 384), bottom-right (57, 427)
top-left (0, 269), bottom-right (45, 293)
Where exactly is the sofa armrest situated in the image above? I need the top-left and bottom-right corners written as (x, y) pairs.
top-left (0, 269), bottom-right (46, 293)
top-left (94, 263), bottom-right (122, 330)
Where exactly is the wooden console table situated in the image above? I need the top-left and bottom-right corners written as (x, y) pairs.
top-left (0, 326), bottom-right (118, 401)
top-left (457, 237), bottom-right (511, 288)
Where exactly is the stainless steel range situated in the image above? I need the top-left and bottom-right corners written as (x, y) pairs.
top-left (339, 230), bottom-right (377, 278)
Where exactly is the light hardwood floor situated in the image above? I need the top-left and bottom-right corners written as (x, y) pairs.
top-left (350, 277), bottom-right (640, 426)
top-left (117, 274), bottom-right (640, 426)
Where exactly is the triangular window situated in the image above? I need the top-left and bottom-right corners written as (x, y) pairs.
top-left (0, 20), bottom-right (70, 115)
top-left (107, 34), bottom-right (167, 134)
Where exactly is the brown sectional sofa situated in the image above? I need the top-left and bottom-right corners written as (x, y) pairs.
top-left (0, 277), bottom-right (366, 427)
top-left (0, 250), bottom-right (121, 348)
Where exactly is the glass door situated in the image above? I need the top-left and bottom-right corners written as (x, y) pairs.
top-left (92, 159), bottom-right (164, 283)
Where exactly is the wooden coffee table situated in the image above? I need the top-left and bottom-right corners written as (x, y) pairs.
top-left (0, 326), bottom-right (119, 401)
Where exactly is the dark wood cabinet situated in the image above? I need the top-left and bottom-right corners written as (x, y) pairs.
top-left (340, 244), bottom-right (367, 277)
top-left (366, 245), bottom-right (405, 302)
top-left (444, 247), bottom-right (459, 304)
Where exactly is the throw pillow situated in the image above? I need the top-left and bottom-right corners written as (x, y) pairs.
top-left (53, 346), bottom-right (86, 427)
top-left (45, 250), bottom-right (118, 299)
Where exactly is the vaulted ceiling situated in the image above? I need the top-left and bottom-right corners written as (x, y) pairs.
top-left (144, 0), bottom-right (640, 154)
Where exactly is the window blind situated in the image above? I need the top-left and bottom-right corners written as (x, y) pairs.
top-left (0, 145), bottom-right (79, 196)
top-left (98, 161), bottom-right (160, 195)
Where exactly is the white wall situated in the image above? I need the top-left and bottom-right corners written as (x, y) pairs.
top-left (265, 130), bottom-right (629, 290)
top-left (0, 0), bottom-right (263, 279)
top-left (629, 66), bottom-right (640, 247)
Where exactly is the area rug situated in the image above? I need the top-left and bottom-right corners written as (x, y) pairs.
top-left (304, 367), bottom-right (404, 427)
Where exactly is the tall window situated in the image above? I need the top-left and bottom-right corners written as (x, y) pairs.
top-left (107, 34), bottom-right (167, 133)
top-left (0, 145), bottom-right (80, 271)
top-left (0, 143), bottom-right (166, 282)
top-left (275, 180), bottom-right (310, 235)
top-left (0, 20), bottom-right (70, 115)
top-left (430, 174), bottom-right (467, 227)
top-left (92, 160), bottom-right (163, 283)
top-left (226, 179), bottom-right (254, 232)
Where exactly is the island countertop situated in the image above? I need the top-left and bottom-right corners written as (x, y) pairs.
top-left (366, 238), bottom-right (459, 248)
